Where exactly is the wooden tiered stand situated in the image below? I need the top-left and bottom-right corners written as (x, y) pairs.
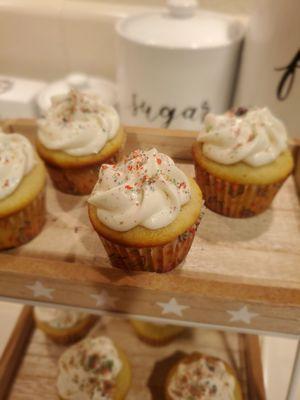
top-left (0, 119), bottom-right (299, 399)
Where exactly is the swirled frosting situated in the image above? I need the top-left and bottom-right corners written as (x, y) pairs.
top-left (88, 148), bottom-right (191, 231)
top-left (57, 336), bottom-right (122, 400)
top-left (168, 356), bottom-right (235, 400)
top-left (0, 132), bottom-right (36, 200)
top-left (38, 90), bottom-right (119, 156)
top-left (197, 107), bottom-right (288, 167)
top-left (34, 307), bottom-right (89, 329)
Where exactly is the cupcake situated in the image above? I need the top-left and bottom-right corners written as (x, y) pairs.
top-left (57, 336), bottom-right (131, 400)
top-left (130, 320), bottom-right (185, 346)
top-left (0, 132), bottom-right (46, 249)
top-left (34, 307), bottom-right (98, 345)
top-left (192, 107), bottom-right (294, 217)
top-left (88, 148), bottom-right (202, 273)
top-left (165, 353), bottom-right (243, 400)
top-left (37, 89), bottom-right (126, 195)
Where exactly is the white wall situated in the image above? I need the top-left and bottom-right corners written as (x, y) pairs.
top-left (0, 0), bottom-right (252, 81)
top-left (77, 0), bottom-right (254, 15)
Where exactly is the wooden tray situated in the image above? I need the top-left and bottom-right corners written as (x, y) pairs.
top-left (0, 306), bottom-right (266, 400)
top-left (0, 120), bottom-right (300, 336)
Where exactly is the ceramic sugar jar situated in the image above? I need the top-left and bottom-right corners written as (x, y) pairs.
top-left (116, 0), bottom-right (245, 130)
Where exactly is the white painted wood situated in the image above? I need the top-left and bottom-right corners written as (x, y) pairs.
top-left (286, 340), bottom-right (300, 400)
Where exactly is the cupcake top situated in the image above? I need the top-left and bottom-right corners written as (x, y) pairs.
top-left (168, 354), bottom-right (235, 400)
top-left (197, 107), bottom-right (288, 167)
top-left (38, 90), bottom-right (120, 157)
top-left (88, 148), bottom-right (191, 231)
top-left (57, 336), bottom-right (122, 400)
top-left (0, 132), bottom-right (36, 200)
top-left (34, 307), bottom-right (89, 329)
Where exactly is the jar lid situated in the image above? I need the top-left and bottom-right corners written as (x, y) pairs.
top-left (116, 0), bottom-right (244, 49)
top-left (37, 73), bottom-right (117, 115)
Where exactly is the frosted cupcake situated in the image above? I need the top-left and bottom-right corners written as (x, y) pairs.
top-left (130, 320), bottom-right (185, 346)
top-left (192, 107), bottom-right (294, 217)
top-left (0, 132), bottom-right (46, 249)
top-left (37, 90), bottom-right (126, 195)
top-left (57, 336), bottom-right (131, 400)
top-left (88, 148), bottom-right (202, 273)
top-left (34, 307), bottom-right (97, 345)
top-left (166, 353), bottom-right (243, 400)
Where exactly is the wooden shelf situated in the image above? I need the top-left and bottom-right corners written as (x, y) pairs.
top-left (0, 120), bottom-right (300, 336)
top-left (1, 307), bottom-right (265, 400)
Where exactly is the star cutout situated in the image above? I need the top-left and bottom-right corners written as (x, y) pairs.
top-left (157, 297), bottom-right (189, 317)
top-left (26, 281), bottom-right (55, 300)
top-left (90, 290), bottom-right (118, 309)
top-left (227, 305), bottom-right (259, 324)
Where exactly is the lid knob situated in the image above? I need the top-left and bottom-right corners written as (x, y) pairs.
top-left (67, 73), bottom-right (88, 90)
top-left (167, 0), bottom-right (197, 18)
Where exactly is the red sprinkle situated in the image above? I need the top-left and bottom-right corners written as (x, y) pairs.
top-left (125, 185), bottom-right (133, 190)
top-left (156, 158), bottom-right (162, 165)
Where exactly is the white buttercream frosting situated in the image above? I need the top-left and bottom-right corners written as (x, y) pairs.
top-left (197, 107), bottom-right (288, 167)
top-left (38, 90), bottom-right (119, 156)
top-left (0, 132), bottom-right (36, 200)
top-left (34, 307), bottom-right (89, 329)
top-left (57, 336), bottom-right (122, 400)
top-left (168, 356), bottom-right (235, 400)
top-left (88, 148), bottom-right (191, 231)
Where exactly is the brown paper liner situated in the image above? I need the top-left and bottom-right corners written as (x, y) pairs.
top-left (194, 163), bottom-right (286, 218)
top-left (37, 315), bottom-right (98, 345)
top-left (46, 150), bottom-right (122, 195)
top-left (134, 331), bottom-right (183, 346)
top-left (98, 219), bottom-right (200, 273)
top-left (131, 325), bottom-right (185, 346)
top-left (0, 188), bottom-right (46, 250)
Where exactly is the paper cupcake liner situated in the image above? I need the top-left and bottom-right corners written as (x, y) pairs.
top-left (0, 189), bottom-right (46, 250)
top-left (98, 219), bottom-right (201, 273)
top-left (46, 151), bottom-right (122, 195)
top-left (134, 331), bottom-right (183, 346)
top-left (194, 163), bottom-right (286, 218)
top-left (131, 324), bottom-right (185, 346)
top-left (39, 316), bottom-right (98, 345)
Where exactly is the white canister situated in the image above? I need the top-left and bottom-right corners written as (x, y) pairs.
top-left (234, 0), bottom-right (300, 138)
top-left (116, 0), bottom-right (245, 131)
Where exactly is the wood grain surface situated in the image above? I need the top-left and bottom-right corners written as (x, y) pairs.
top-left (0, 306), bottom-right (34, 399)
top-left (295, 147), bottom-right (300, 196)
top-left (4, 308), bottom-right (265, 400)
top-left (0, 120), bottom-right (300, 336)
